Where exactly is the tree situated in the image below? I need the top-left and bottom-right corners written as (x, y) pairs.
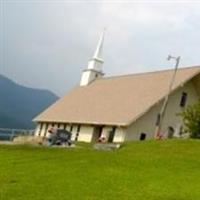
top-left (179, 101), bottom-right (200, 138)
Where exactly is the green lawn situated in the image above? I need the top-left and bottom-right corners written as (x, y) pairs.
top-left (0, 140), bottom-right (200, 200)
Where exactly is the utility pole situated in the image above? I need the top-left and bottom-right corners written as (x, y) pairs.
top-left (154, 55), bottom-right (181, 140)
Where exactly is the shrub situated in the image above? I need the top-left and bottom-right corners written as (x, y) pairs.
top-left (179, 101), bottom-right (200, 138)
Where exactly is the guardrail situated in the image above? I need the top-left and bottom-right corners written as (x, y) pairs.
top-left (0, 128), bottom-right (34, 141)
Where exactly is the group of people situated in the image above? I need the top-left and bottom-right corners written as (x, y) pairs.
top-left (46, 127), bottom-right (72, 146)
top-left (98, 134), bottom-right (106, 143)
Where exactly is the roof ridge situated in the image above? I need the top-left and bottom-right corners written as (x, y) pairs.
top-left (99, 65), bottom-right (200, 81)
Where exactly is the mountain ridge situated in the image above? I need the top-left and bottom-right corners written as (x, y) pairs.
top-left (0, 74), bottom-right (59, 129)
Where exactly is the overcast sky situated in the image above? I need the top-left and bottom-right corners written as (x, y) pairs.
top-left (1, 0), bottom-right (200, 96)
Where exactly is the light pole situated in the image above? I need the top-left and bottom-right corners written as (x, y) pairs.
top-left (154, 55), bottom-right (181, 140)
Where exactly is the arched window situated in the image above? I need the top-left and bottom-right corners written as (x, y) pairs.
top-left (167, 126), bottom-right (175, 138)
top-left (180, 92), bottom-right (187, 107)
top-left (140, 133), bottom-right (146, 141)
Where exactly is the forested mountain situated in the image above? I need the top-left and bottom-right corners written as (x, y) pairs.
top-left (0, 74), bottom-right (58, 129)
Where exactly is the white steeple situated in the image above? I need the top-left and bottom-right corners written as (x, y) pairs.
top-left (93, 29), bottom-right (105, 59)
top-left (80, 30), bottom-right (105, 86)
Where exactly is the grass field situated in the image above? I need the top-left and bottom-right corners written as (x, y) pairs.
top-left (0, 140), bottom-right (200, 200)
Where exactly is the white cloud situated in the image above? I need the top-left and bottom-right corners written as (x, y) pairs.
top-left (2, 1), bottom-right (200, 95)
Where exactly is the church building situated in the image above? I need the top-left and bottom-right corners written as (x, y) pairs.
top-left (33, 32), bottom-right (200, 142)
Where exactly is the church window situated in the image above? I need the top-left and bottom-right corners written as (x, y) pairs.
top-left (75, 125), bottom-right (81, 141)
top-left (180, 92), bottom-right (187, 107)
top-left (140, 133), bottom-right (146, 141)
top-left (108, 127), bottom-right (116, 143)
top-left (70, 125), bottom-right (73, 132)
top-left (155, 114), bottom-right (161, 126)
top-left (63, 124), bottom-right (67, 130)
top-left (38, 123), bottom-right (43, 136)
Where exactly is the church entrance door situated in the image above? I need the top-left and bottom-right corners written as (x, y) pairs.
top-left (92, 126), bottom-right (103, 142)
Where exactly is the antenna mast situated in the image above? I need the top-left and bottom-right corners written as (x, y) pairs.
top-left (154, 55), bottom-right (181, 140)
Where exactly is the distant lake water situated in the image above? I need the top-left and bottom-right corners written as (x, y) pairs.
top-left (0, 133), bottom-right (13, 141)
top-left (0, 129), bottom-right (34, 141)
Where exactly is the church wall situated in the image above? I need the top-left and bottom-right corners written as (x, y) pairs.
top-left (65, 124), bottom-right (70, 131)
top-left (34, 122), bottom-right (60, 137)
top-left (71, 124), bottom-right (78, 141)
top-left (113, 127), bottom-right (127, 142)
top-left (80, 70), bottom-right (98, 86)
top-left (125, 80), bottom-right (200, 141)
top-left (78, 125), bottom-right (94, 142)
top-left (34, 79), bottom-right (200, 143)
top-left (94, 126), bottom-right (126, 143)
top-left (34, 123), bottom-right (93, 142)
top-left (101, 126), bottom-right (112, 139)
top-left (59, 124), bottom-right (64, 129)
top-left (40, 123), bottom-right (47, 137)
top-left (34, 123), bottom-right (41, 136)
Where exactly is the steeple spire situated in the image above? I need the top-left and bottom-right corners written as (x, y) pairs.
top-left (87, 29), bottom-right (105, 71)
top-left (93, 29), bottom-right (105, 61)
top-left (80, 30), bottom-right (106, 86)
